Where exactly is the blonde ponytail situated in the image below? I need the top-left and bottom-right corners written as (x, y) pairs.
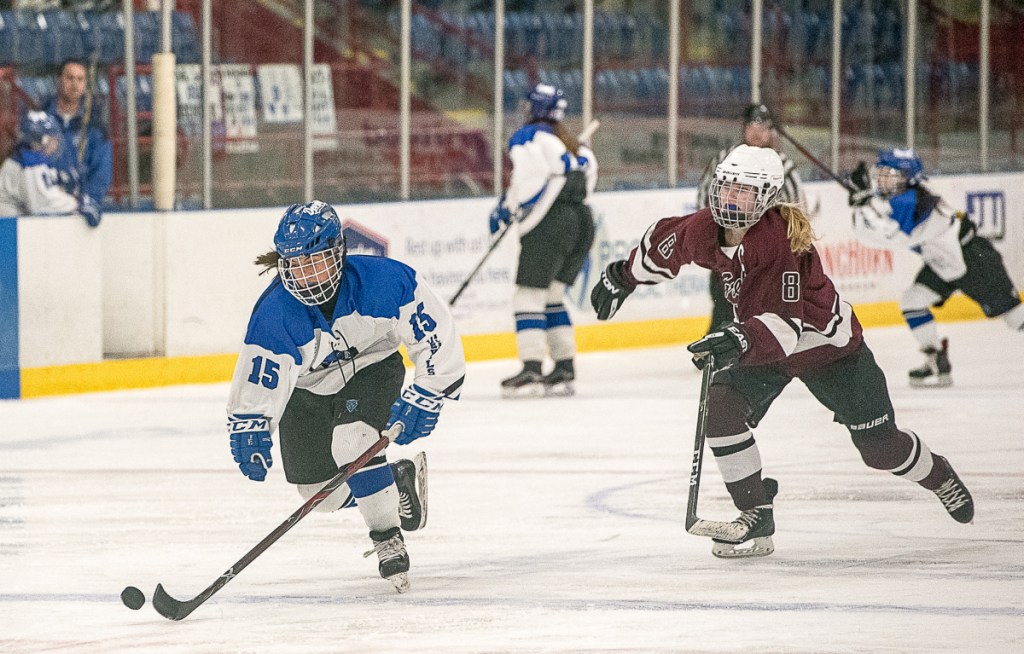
top-left (778, 204), bottom-right (816, 254)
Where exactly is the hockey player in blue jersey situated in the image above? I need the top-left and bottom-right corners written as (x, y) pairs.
top-left (848, 148), bottom-right (1024, 387)
top-left (0, 111), bottom-right (101, 226)
top-left (227, 200), bottom-right (466, 592)
top-left (490, 82), bottom-right (598, 397)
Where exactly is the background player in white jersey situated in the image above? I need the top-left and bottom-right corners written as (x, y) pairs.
top-left (848, 148), bottom-right (1024, 387)
top-left (0, 111), bottom-right (100, 226)
top-left (227, 201), bottom-right (466, 592)
top-left (490, 82), bottom-right (598, 397)
top-left (696, 104), bottom-right (804, 335)
top-left (592, 146), bottom-right (973, 557)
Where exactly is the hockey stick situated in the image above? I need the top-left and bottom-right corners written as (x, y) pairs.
top-left (683, 355), bottom-right (757, 541)
top-left (684, 354), bottom-right (715, 532)
top-left (773, 122), bottom-right (856, 192)
top-left (149, 423), bottom-right (403, 621)
top-left (448, 119), bottom-right (601, 306)
top-left (449, 218), bottom-right (514, 306)
top-left (77, 50), bottom-right (100, 168)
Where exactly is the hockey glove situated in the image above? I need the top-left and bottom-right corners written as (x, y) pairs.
top-left (228, 415), bottom-right (273, 481)
top-left (57, 168), bottom-right (81, 196)
top-left (847, 161), bottom-right (873, 207)
top-left (687, 322), bottom-right (750, 370)
top-left (79, 195), bottom-right (101, 228)
top-left (488, 195), bottom-right (513, 236)
top-left (387, 385), bottom-right (443, 445)
top-left (591, 260), bottom-right (636, 321)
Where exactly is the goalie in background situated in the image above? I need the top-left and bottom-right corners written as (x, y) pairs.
top-left (591, 145), bottom-right (974, 558)
top-left (848, 147), bottom-right (1024, 388)
top-left (491, 82), bottom-right (598, 398)
top-left (227, 201), bottom-right (466, 592)
top-left (0, 111), bottom-right (101, 226)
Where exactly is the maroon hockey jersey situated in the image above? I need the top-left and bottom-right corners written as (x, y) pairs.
top-left (624, 208), bottom-right (863, 374)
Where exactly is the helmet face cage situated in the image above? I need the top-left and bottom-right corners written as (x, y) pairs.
top-left (273, 200), bottom-right (346, 306)
top-left (709, 177), bottom-right (780, 228)
top-left (277, 246), bottom-right (344, 306)
top-left (870, 165), bottom-right (907, 197)
top-left (708, 145), bottom-right (785, 229)
top-left (873, 148), bottom-right (923, 197)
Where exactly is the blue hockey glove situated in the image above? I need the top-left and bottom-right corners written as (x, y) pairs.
top-left (847, 161), bottom-right (873, 207)
top-left (57, 168), bottom-right (81, 196)
top-left (387, 385), bottom-right (443, 445)
top-left (488, 196), bottom-right (513, 236)
top-left (591, 260), bottom-right (636, 320)
top-left (687, 322), bottom-right (750, 370)
top-left (79, 195), bottom-right (101, 228)
top-left (228, 415), bottom-right (273, 481)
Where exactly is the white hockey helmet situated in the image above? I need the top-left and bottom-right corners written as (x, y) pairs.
top-left (709, 144), bottom-right (785, 229)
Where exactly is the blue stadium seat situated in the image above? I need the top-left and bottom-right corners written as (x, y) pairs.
top-left (91, 11), bottom-right (124, 64)
top-left (133, 12), bottom-right (160, 64)
top-left (13, 11), bottom-right (46, 66)
top-left (43, 11), bottom-right (86, 65)
top-left (0, 12), bottom-right (17, 65)
top-left (172, 11), bottom-right (200, 64)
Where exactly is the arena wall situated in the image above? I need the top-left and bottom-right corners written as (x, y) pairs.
top-left (2, 173), bottom-right (1020, 398)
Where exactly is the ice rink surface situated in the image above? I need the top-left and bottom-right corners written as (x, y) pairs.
top-left (1, 320), bottom-right (1022, 653)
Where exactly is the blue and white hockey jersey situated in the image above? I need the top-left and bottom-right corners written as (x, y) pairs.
top-left (0, 147), bottom-right (80, 217)
top-left (505, 122), bottom-right (597, 236)
top-left (852, 187), bottom-right (968, 282)
top-left (227, 255), bottom-right (466, 435)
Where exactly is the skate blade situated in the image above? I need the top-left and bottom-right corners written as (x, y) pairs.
top-left (413, 451), bottom-right (428, 530)
top-left (909, 374), bottom-right (952, 388)
top-left (501, 383), bottom-right (545, 399)
top-left (712, 536), bottom-right (774, 559)
top-left (387, 572), bottom-right (410, 593)
top-left (543, 381), bottom-right (575, 397)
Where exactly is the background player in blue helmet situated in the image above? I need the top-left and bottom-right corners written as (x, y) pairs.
top-left (227, 201), bottom-right (466, 592)
top-left (0, 111), bottom-right (101, 225)
top-left (848, 148), bottom-right (1024, 387)
top-left (490, 82), bottom-right (598, 397)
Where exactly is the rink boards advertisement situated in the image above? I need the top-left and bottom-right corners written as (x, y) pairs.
top-left (3, 172), bottom-right (1023, 397)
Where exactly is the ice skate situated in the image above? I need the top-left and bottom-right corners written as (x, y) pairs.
top-left (909, 338), bottom-right (952, 388)
top-left (392, 452), bottom-right (428, 531)
top-left (711, 478), bottom-right (778, 559)
top-left (500, 361), bottom-right (545, 398)
top-left (541, 360), bottom-right (576, 397)
top-left (931, 456), bottom-right (974, 524)
top-left (364, 527), bottom-right (410, 592)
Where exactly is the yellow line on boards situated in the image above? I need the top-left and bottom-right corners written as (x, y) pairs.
top-left (18, 294), bottom-right (993, 398)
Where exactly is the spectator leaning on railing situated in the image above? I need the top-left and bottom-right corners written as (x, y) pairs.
top-left (42, 58), bottom-right (112, 212)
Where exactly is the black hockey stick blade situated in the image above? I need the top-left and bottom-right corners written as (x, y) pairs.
top-left (149, 423), bottom-right (402, 621)
top-left (152, 582), bottom-right (205, 621)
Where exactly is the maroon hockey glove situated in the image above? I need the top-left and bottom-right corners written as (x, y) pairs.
top-left (687, 322), bottom-right (750, 370)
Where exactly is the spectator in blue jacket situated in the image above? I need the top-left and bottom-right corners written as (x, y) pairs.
top-left (43, 58), bottom-right (112, 209)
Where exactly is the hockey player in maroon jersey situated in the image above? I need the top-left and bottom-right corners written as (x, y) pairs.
top-left (590, 145), bottom-right (974, 558)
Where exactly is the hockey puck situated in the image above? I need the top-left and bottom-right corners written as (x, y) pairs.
top-left (121, 585), bottom-right (145, 610)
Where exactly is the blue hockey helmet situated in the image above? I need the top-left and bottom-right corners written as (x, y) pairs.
top-left (273, 200), bottom-right (346, 306)
top-left (873, 147), bottom-right (925, 196)
top-left (19, 110), bottom-right (63, 157)
top-left (527, 83), bottom-right (567, 122)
